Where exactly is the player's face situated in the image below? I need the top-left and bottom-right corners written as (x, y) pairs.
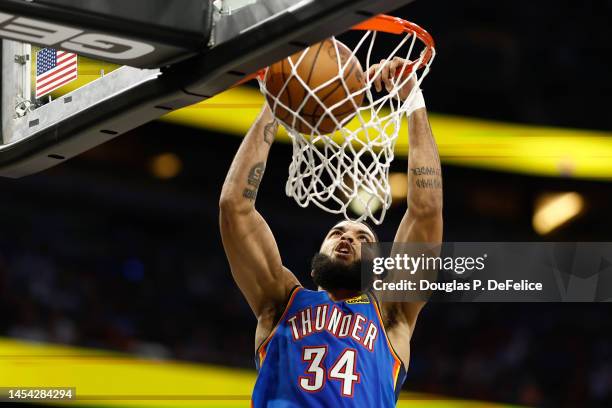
top-left (319, 220), bottom-right (377, 264)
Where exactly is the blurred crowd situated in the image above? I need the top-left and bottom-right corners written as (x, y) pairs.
top-left (1, 122), bottom-right (611, 408)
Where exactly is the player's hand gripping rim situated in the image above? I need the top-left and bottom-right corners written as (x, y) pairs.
top-left (367, 57), bottom-right (424, 113)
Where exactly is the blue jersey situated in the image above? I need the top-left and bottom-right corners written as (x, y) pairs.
top-left (252, 287), bottom-right (406, 407)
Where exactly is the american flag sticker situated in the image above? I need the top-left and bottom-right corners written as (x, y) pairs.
top-left (35, 48), bottom-right (78, 98)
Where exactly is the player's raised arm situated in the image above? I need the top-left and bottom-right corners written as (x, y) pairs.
top-left (369, 57), bottom-right (443, 334)
top-left (397, 74), bottom-right (442, 331)
top-left (397, 103), bottom-right (443, 246)
top-left (219, 104), bottom-right (300, 318)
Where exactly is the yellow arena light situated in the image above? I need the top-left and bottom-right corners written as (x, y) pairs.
top-left (161, 86), bottom-right (612, 181)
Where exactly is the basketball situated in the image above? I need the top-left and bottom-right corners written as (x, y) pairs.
top-left (264, 38), bottom-right (365, 134)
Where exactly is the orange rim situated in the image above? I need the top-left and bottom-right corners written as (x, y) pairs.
top-left (353, 14), bottom-right (435, 71)
top-left (236, 14), bottom-right (434, 86)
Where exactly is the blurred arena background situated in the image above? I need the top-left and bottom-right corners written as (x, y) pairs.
top-left (1, 1), bottom-right (611, 407)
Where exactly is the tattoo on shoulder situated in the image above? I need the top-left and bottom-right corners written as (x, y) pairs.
top-left (263, 120), bottom-right (278, 145)
top-left (243, 162), bottom-right (265, 200)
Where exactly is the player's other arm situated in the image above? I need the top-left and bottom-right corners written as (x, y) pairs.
top-left (219, 104), bottom-right (300, 318)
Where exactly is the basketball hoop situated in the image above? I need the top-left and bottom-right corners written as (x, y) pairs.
top-left (260, 15), bottom-right (435, 224)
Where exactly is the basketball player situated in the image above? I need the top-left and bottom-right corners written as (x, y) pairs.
top-left (219, 57), bottom-right (442, 407)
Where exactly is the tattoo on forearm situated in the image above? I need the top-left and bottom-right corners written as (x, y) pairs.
top-left (263, 120), bottom-right (278, 145)
top-left (410, 166), bottom-right (441, 176)
top-left (415, 178), bottom-right (442, 189)
top-left (243, 162), bottom-right (265, 200)
top-left (410, 166), bottom-right (442, 189)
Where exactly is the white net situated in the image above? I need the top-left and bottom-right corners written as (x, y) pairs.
top-left (261, 18), bottom-right (435, 224)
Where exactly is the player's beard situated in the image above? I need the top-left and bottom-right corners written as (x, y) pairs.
top-left (311, 253), bottom-right (370, 293)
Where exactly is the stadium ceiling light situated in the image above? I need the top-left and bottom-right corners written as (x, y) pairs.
top-left (532, 192), bottom-right (585, 235)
